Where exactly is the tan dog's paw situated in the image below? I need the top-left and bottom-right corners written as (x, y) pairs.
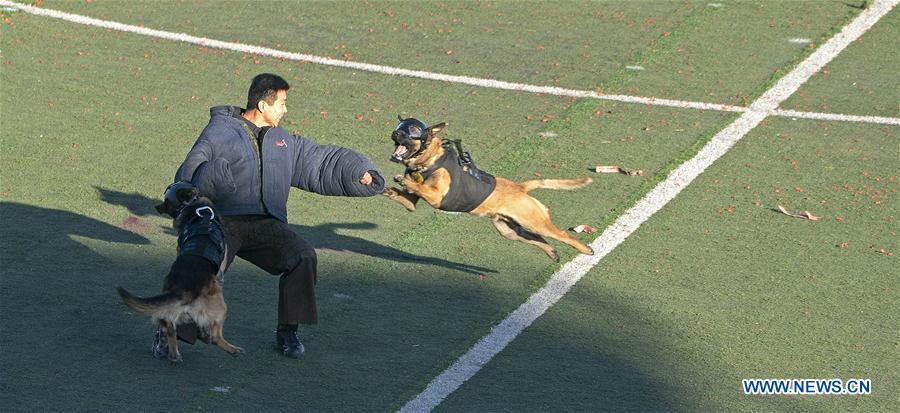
top-left (395, 175), bottom-right (416, 188)
top-left (384, 187), bottom-right (419, 212)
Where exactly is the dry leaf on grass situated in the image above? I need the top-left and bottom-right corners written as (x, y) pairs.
top-left (595, 165), bottom-right (644, 176)
top-left (569, 224), bottom-right (597, 234)
top-left (777, 205), bottom-right (820, 221)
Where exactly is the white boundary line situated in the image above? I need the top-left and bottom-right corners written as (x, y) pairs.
top-left (398, 1), bottom-right (897, 411)
top-left (772, 109), bottom-right (900, 125)
top-left (2, 0), bottom-right (898, 126)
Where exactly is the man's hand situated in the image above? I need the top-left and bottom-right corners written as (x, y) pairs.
top-left (359, 171), bottom-right (373, 185)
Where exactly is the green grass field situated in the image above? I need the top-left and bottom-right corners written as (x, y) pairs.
top-left (1, 1), bottom-right (897, 412)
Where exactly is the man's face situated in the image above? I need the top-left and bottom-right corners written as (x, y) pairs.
top-left (260, 89), bottom-right (288, 127)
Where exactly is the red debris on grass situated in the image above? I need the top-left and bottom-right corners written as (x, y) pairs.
top-left (121, 216), bottom-right (155, 233)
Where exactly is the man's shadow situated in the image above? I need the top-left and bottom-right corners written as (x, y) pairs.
top-left (288, 221), bottom-right (495, 274)
top-left (96, 187), bottom-right (495, 275)
top-left (0, 200), bottom-right (152, 270)
top-left (0, 200), bottom-right (152, 327)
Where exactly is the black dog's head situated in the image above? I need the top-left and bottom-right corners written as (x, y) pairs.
top-left (390, 116), bottom-right (447, 165)
top-left (154, 181), bottom-right (201, 218)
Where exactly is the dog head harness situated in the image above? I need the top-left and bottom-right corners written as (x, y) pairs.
top-left (391, 116), bottom-right (430, 163)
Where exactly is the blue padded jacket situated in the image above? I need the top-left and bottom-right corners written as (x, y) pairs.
top-left (175, 106), bottom-right (385, 223)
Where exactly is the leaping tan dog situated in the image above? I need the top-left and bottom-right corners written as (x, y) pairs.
top-left (384, 117), bottom-right (594, 262)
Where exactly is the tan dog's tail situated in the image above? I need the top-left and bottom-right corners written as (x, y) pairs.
top-left (117, 287), bottom-right (183, 318)
top-left (521, 177), bottom-right (592, 193)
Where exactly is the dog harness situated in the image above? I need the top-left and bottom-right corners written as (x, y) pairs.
top-left (177, 205), bottom-right (227, 268)
top-left (412, 141), bottom-right (496, 212)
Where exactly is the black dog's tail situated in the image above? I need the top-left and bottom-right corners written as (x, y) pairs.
top-left (116, 287), bottom-right (183, 318)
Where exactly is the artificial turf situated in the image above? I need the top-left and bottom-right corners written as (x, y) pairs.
top-left (0, 1), bottom-right (895, 412)
top-left (440, 118), bottom-right (899, 412)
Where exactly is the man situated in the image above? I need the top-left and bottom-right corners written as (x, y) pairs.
top-left (154, 73), bottom-right (385, 359)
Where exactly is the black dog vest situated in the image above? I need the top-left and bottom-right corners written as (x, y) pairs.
top-left (177, 205), bottom-right (227, 268)
top-left (414, 142), bottom-right (496, 212)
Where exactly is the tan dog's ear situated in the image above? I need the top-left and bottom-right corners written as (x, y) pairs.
top-left (427, 122), bottom-right (447, 136)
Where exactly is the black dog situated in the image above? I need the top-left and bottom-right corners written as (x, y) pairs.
top-left (116, 182), bottom-right (240, 362)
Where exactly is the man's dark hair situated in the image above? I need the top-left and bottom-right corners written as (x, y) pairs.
top-left (247, 73), bottom-right (290, 111)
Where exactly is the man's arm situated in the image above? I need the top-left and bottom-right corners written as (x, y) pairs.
top-left (174, 135), bottom-right (235, 199)
top-left (290, 135), bottom-right (385, 196)
top-left (175, 138), bottom-right (211, 182)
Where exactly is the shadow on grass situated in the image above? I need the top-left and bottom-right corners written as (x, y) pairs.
top-left (0, 201), bottom-right (815, 412)
top-left (96, 186), bottom-right (495, 275)
top-left (0, 201), bottom-right (153, 410)
top-left (288, 221), bottom-right (496, 275)
top-left (0, 201), bottom-right (151, 265)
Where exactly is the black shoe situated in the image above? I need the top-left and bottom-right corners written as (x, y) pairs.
top-left (151, 329), bottom-right (168, 359)
top-left (275, 330), bottom-right (305, 358)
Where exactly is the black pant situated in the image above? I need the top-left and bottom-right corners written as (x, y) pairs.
top-left (223, 215), bottom-right (318, 325)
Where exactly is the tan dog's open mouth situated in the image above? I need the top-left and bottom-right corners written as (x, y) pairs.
top-left (391, 144), bottom-right (409, 162)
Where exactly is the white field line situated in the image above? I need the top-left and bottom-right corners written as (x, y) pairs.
top-left (772, 109), bottom-right (900, 125)
top-left (2, 0), bottom-right (899, 126)
top-left (398, 1), bottom-right (898, 412)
